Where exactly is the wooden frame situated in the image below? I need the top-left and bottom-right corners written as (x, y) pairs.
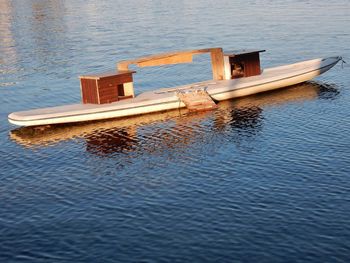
top-left (117, 48), bottom-right (225, 80)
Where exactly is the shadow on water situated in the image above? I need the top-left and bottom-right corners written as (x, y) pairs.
top-left (315, 82), bottom-right (340, 100)
top-left (9, 81), bottom-right (340, 156)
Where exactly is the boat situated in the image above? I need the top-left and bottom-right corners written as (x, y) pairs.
top-left (8, 48), bottom-right (341, 127)
top-left (10, 81), bottom-right (337, 148)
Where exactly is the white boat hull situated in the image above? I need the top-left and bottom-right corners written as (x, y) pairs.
top-left (8, 56), bottom-right (341, 127)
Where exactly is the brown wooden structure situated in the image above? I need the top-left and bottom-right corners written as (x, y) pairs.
top-left (80, 48), bottom-right (264, 105)
top-left (117, 48), bottom-right (225, 81)
top-left (224, 50), bottom-right (265, 79)
top-left (80, 48), bottom-right (226, 105)
top-left (79, 70), bottom-right (135, 104)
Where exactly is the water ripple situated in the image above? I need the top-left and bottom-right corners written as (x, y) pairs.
top-left (1, 0), bottom-right (350, 262)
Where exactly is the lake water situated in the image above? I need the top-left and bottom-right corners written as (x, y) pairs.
top-left (1, 0), bottom-right (350, 262)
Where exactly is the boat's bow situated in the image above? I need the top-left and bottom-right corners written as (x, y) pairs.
top-left (318, 56), bottom-right (342, 74)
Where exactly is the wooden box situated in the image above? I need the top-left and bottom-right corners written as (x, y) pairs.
top-left (79, 70), bottom-right (136, 104)
top-left (224, 50), bottom-right (265, 79)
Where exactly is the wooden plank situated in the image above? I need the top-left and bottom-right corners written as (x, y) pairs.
top-left (98, 79), bottom-right (119, 104)
top-left (137, 53), bottom-right (193, 67)
top-left (98, 84), bottom-right (118, 104)
top-left (98, 74), bottom-right (133, 86)
top-left (98, 86), bottom-right (118, 96)
top-left (224, 49), bottom-right (265, 57)
top-left (80, 78), bottom-right (98, 104)
top-left (123, 82), bottom-right (134, 97)
top-left (79, 70), bottom-right (135, 80)
top-left (210, 48), bottom-right (225, 80)
top-left (117, 47), bottom-right (222, 71)
top-left (243, 53), bottom-right (261, 77)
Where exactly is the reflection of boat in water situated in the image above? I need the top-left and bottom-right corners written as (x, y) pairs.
top-left (8, 47), bottom-right (341, 126)
top-left (9, 109), bottom-right (184, 148)
top-left (10, 81), bottom-right (340, 152)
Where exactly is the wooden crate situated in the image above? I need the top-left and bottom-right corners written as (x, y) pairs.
top-left (79, 70), bottom-right (135, 104)
top-left (224, 50), bottom-right (265, 79)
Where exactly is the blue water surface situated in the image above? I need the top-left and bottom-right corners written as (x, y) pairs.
top-left (0, 0), bottom-right (350, 262)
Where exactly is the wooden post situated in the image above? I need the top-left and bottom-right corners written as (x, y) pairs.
top-left (117, 62), bottom-right (129, 71)
top-left (210, 48), bottom-right (225, 80)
